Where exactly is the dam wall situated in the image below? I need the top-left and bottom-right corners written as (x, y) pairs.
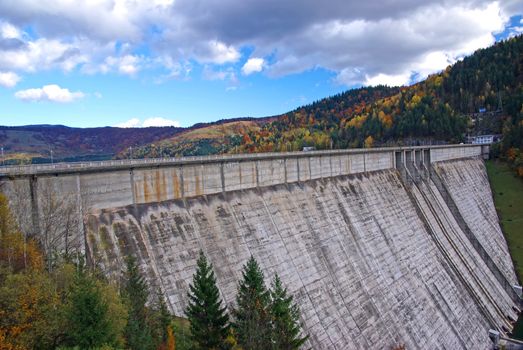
top-left (0, 145), bottom-right (484, 254)
top-left (1, 143), bottom-right (516, 349)
top-left (84, 158), bottom-right (518, 349)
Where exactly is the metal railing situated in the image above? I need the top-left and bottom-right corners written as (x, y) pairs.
top-left (0, 144), bottom-right (482, 177)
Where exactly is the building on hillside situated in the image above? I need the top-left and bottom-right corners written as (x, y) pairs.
top-left (466, 134), bottom-right (502, 144)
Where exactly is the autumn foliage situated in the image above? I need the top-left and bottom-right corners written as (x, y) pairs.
top-left (0, 194), bottom-right (43, 273)
top-left (0, 192), bottom-right (180, 350)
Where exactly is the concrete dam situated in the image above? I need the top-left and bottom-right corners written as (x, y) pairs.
top-left (0, 144), bottom-right (520, 349)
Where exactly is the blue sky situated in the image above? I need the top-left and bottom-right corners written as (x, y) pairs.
top-left (0, 1), bottom-right (521, 128)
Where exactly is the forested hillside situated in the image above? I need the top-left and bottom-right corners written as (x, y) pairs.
top-left (0, 125), bottom-right (183, 163)
top-left (0, 117), bottom-right (271, 163)
top-left (131, 35), bottom-right (521, 158)
top-left (235, 34), bottom-right (522, 152)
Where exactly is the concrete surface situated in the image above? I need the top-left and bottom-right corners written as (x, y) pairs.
top-left (2, 144), bottom-right (513, 349)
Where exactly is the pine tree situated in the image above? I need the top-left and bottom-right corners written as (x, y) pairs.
top-left (157, 289), bottom-right (172, 343)
top-left (123, 255), bottom-right (154, 350)
top-left (185, 250), bottom-right (230, 350)
top-left (65, 269), bottom-right (113, 348)
top-left (232, 256), bottom-right (272, 350)
top-left (269, 274), bottom-right (309, 350)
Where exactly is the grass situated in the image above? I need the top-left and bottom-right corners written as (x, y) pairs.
top-left (174, 121), bottom-right (260, 141)
top-left (486, 160), bottom-right (523, 339)
top-left (486, 160), bottom-right (523, 282)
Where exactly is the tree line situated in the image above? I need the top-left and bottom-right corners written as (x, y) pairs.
top-left (0, 192), bottom-right (308, 350)
top-left (186, 252), bottom-right (308, 350)
top-left (492, 85), bottom-right (523, 178)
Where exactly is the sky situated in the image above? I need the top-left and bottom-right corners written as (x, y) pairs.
top-left (0, 0), bottom-right (522, 129)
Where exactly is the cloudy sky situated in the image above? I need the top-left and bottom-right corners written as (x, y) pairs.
top-left (0, 0), bottom-right (521, 128)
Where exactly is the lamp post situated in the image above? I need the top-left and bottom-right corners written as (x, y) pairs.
top-left (50, 149), bottom-right (53, 164)
top-left (1, 147), bottom-right (4, 166)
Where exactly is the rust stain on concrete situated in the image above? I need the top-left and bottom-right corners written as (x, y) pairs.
top-left (195, 173), bottom-right (202, 196)
top-left (133, 181), bottom-right (141, 203)
top-left (143, 173), bottom-right (152, 203)
top-left (172, 170), bottom-right (180, 199)
top-left (155, 169), bottom-right (164, 202)
top-left (238, 164), bottom-right (242, 187)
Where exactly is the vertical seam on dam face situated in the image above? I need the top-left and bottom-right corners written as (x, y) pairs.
top-left (297, 157), bottom-right (300, 182)
top-left (308, 156), bottom-right (311, 179)
top-left (76, 174), bottom-right (85, 252)
top-left (180, 166), bottom-right (185, 199)
top-left (329, 156), bottom-right (332, 177)
top-left (29, 175), bottom-right (40, 237)
top-left (284, 158), bottom-right (288, 184)
top-left (220, 162), bottom-right (225, 194)
top-left (130, 169), bottom-right (136, 205)
top-left (3, 145), bottom-right (517, 349)
top-left (255, 160), bottom-right (259, 188)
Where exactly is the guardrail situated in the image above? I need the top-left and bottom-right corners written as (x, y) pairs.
top-left (0, 144), bottom-right (481, 177)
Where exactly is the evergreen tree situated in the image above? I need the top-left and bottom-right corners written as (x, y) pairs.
top-left (185, 250), bottom-right (230, 350)
top-left (269, 274), bottom-right (309, 350)
top-left (156, 288), bottom-right (173, 345)
top-left (232, 256), bottom-right (272, 350)
top-left (123, 255), bottom-right (155, 350)
top-left (65, 269), bottom-right (113, 348)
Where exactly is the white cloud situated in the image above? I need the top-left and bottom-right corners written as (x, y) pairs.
top-left (96, 54), bottom-right (141, 76)
top-left (202, 65), bottom-right (237, 81)
top-left (204, 41), bottom-right (240, 64)
top-left (154, 56), bottom-right (192, 80)
top-left (0, 0), bottom-right (518, 87)
top-left (364, 72), bottom-right (412, 87)
top-left (115, 118), bottom-right (141, 128)
top-left (241, 57), bottom-right (265, 75)
top-left (115, 117), bottom-right (181, 128)
top-left (0, 71), bottom-right (20, 87)
top-left (153, 0), bottom-right (175, 6)
top-left (14, 84), bottom-right (85, 103)
top-left (328, 2), bottom-right (507, 86)
top-left (334, 68), bottom-right (363, 86)
top-left (201, 66), bottom-right (239, 90)
top-left (116, 55), bottom-right (141, 75)
top-left (0, 33), bottom-right (95, 73)
top-left (0, 21), bottom-right (139, 76)
top-left (507, 23), bottom-right (523, 38)
top-left (0, 21), bottom-right (21, 39)
top-left (0, 0), bottom-right (141, 43)
top-left (343, 50), bottom-right (454, 87)
top-left (142, 117), bottom-right (181, 127)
